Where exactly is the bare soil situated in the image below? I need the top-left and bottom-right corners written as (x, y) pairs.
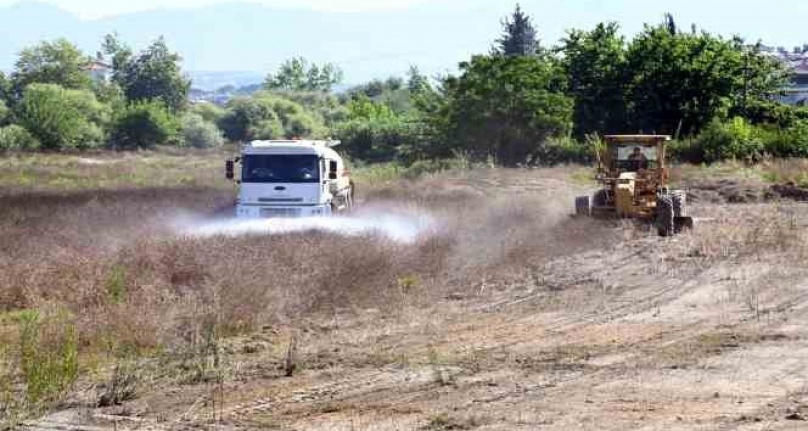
top-left (6, 167), bottom-right (808, 431)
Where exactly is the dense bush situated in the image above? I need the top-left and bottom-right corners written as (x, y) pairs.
top-left (218, 94), bottom-right (328, 142)
top-left (217, 97), bottom-right (274, 142)
top-left (181, 113), bottom-right (224, 148)
top-left (111, 101), bottom-right (180, 149)
top-left (538, 137), bottom-right (594, 165)
top-left (252, 115), bottom-right (285, 140)
top-left (668, 117), bottom-right (808, 163)
top-left (766, 120), bottom-right (808, 158)
top-left (696, 117), bottom-right (767, 163)
top-left (190, 103), bottom-right (225, 123)
top-left (15, 84), bottom-right (110, 150)
top-left (0, 99), bottom-right (8, 126)
top-left (277, 90), bottom-right (348, 126)
top-left (283, 111), bottom-right (326, 139)
top-left (335, 117), bottom-right (422, 163)
top-left (0, 125), bottom-right (40, 151)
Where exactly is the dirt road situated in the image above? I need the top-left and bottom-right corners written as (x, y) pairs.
top-left (20, 169), bottom-right (808, 431)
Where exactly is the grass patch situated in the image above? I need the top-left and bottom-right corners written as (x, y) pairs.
top-left (0, 147), bottom-right (235, 193)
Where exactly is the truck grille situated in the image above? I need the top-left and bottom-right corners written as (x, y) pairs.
top-left (258, 198), bottom-right (304, 203)
top-left (259, 207), bottom-right (302, 218)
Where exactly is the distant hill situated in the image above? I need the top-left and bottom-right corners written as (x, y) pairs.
top-left (0, 1), bottom-right (504, 88)
top-left (187, 71), bottom-right (266, 92)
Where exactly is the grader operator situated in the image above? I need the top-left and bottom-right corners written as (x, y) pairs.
top-left (575, 135), bottom-right (693, 237)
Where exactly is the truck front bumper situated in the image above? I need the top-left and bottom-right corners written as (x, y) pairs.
top-left (235, 204), bottom-right (332, 219)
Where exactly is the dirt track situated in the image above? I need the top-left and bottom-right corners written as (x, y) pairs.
top-left (21, 169), bottom-right (808, 431)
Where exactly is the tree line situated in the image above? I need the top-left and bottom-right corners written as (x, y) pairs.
top-left (1, 5), bottom-right (807, 166)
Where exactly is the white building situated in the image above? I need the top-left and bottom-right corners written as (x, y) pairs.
top-left (82, 60), bottom-right (111, 84)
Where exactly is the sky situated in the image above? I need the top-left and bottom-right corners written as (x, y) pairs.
top-left (1, 0), bottom-right (806, 48)
top-left (0, 0), bottom-right (438, 18)
top-left (1, 0), bottom-right (807, 83)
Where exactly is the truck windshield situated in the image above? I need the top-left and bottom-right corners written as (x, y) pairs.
top-left (241, 155), bottom-right (320, 183)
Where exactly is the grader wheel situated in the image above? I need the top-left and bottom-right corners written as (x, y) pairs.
top-left (656, 194), bottom-right (675, 237)
top-left (671, 190), bottom-right (687, 217)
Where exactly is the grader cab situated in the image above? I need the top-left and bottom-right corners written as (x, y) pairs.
top-left (575, 135), bottom-right (693, 236)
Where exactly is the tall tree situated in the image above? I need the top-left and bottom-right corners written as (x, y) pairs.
top-left (664, 13), bottom-right (677, 36)
top-left (407, 65), bottom-right (430, 94)
top-left (560, 22), bottom-right (629, 137)
top-left (102, 33), bottom-right (133, 85)
top-left (11, 39), bottom-right (92, 95)
top-left (14, 83), bottom-right (110, 150)
top-left (104, 36), bottom-right (190, 112)
top-left (626, 24), bottom-right (785, 136)
top-left (441, 55), bottom-right (572, 166)
top-left (265, 57), bottom-right (343, 92)
top-left (0, 72), bottom-right (10, 104)
top-left (495, 4), bottom-right (539, 57)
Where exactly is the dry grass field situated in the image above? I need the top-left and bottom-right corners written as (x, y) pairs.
top-left (1, 151), bottom-right (808, 430)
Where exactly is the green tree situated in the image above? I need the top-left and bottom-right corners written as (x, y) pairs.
top-left (264, 57), bottom-right (343, 92)
top-left (279, 91), bottom-right (348, 126)
top-left (105, 36), bottom-right (190, 112)
top-left (560, 22), bottom-right (628, 137)
top-left (347, 95), bottom-right (396, 121)
top-left (191, 103), bottom-right (226, 123)
top-left (625, 24), bottom-right (784, 136)
top-left (440, 55), bottom-right (572, 166)
top-left (0, 124), bottom-right (41, 151)
top-left (217, 97), bottom-right (275, 142)
top-left (495, 4), bottom-right (539, 57)
top-left (15, 84), bottom-right (110, 150)
top-left (111, 100), bottom-right (180, 149)
top-left (664, 13), bottom-right (677, 36)
top-left (407, 65), bottom-right (430, 95)
top-left (0, 71), bottom-right (11, 104)
top-left (257, 93), bottom-right (327, 138)
top-left (181, 113), bottom-right (224, 148)
top-left (102, 33), bottom-right (132, 84)
top-left (216, 94), bottom-right (327, 141)
top-left (0, 100), bottom-right (8, 126)
top-left (10, 39), bottom-right (92, 95)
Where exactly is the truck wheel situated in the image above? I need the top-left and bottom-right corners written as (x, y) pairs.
top-left (347, 181), bottom-right (355, 210)
top-left (349, 179), bottom-right (356, 202)
top-left (656, 194), bottom-right (675, 237)
top-left (575, 196), bottom-right (591, 217)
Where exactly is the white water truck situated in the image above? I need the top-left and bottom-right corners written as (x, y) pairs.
top-left (225, 140), bottom-right (355, 218)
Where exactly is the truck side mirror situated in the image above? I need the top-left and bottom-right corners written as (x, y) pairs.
top-left (225, 159), bottom-right (234, 180)
top-left (328, 160), bottom-right (338, 180)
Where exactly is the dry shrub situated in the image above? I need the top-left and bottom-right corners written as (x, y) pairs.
top-left (0, 168), bottom-right (617, 357)
top-left (677, 204), bottom-right (807, 263)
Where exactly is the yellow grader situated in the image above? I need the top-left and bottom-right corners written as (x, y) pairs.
top-left (575, 135), bottom-right (693, 236)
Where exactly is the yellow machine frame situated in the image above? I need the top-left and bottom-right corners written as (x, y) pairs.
top-left (593, 135), bottom-right (671, 219)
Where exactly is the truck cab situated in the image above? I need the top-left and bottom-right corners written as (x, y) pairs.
top-left (225, 140), bottom-right (354, 218)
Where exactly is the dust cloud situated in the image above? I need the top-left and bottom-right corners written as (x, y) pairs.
top-left (176, 206), bottom-right (437, 243)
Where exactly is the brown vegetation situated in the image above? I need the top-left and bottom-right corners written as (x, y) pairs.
top-left (1, 156), bottom-right (808, 430)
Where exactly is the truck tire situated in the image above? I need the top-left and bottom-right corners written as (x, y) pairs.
top-left (657, 194), bottom-right (675, 237)
top-left (575, 196), bottom-right (591, 217)
top-left (348, 180), bottom-right (356, 210)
